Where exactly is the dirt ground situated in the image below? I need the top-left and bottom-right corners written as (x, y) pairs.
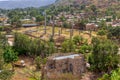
top-left (11, 56), bottom-right (99, 80)
top-left (13, 26), bottom-right (96, 44)
top-left (11, 56), bottom-right (37, 80)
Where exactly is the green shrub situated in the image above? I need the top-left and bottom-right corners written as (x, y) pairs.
top-left (97, 30), bottom-right (106, 36)
top-left (61, 39), bottom-right (76, 53)
top-left (98, 68), bottom-right (120, 80)
top-left (0, 26), bottom-right (3, 31)
top-left (77, 44), bottom-right (92, 54)
top-left (73, 35), bottom-right (83, 45)
top-left (0, 70), bottom-right (13, 80)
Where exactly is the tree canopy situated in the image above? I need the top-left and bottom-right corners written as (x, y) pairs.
top-left (89, 37), bottom-right (119, 72)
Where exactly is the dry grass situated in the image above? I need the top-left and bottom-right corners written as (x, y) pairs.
top-left (46, 73), bottom-right (82, 80)
top-left (13, 26), bottom-right (97, 41)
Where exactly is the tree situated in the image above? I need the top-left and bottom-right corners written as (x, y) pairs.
top-left (14, 33), bottom-right (31, 55)
top-left (98, 20), bottom-right (107, 30)
top-left (90, 5), bottom-right (97, 15)
top-left (36, 15), bottom-right (44, 22)
top-left (107, 26), bottom-right (120, 43)
top-left (89, 37), bottom-right (119, 72)
top-left (77, 19), bottom-right (87, 30)
top-left (14, 33), bottom-right (56, 57)
top-left (0, 48), bottom-right (4, 70)
top-left (3, 47), bottom-right (18, 71)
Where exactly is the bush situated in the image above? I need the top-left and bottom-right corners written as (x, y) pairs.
top-left (78, 44), bottom-right (92, 54)
top-left (0, 26), bottom-right (3, 31)
top-left (0, 52), bottom-right (4, 70)
top-left (61, 39), bottom-right (76, 53)
top-left (0, 70), bottom-right (13, 80)
top-left (98, 68), bottom-right (120, 80)
top-left (14, 33), bottom-right (56, 56)
top-left (97, 30), bottom-right (106, 36)
top-left (73, 35), bottom-right (83, 45)
top-left (35, 56), bottom-right (42, 70)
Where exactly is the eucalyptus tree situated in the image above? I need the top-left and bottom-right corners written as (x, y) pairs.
top-left (43, 10), bottom-right (47, 34)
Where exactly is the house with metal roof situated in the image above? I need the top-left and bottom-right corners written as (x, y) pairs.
top-left (22, 24), bottom-right (38, 27)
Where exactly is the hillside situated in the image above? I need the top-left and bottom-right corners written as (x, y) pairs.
top-left (55, 0), bottom-right (120, 9)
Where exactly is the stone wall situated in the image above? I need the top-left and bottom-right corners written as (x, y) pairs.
top-left (45, 54), bottom-right (86, 78)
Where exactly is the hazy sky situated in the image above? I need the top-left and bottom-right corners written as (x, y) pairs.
top-left (0, 0), bottom-right (56, 9)
top-left (0, 0), bottom-right (53, 1)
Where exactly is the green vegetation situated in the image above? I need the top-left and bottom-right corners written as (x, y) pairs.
top-left (0, 0), bottom-right (120, 80)
top-left (78, 44), bottom-right (92, 54)
top-left (0, 70), bottom-right (13, 80)
top-left (3, 47), bottom-right (18, 71)
top-left (107, 26), bottom-right (120, 43)
top-left (34, 56), bottom-right (47, 70)
top-left (0, 26), bottom-right (3, 31)
top-left (0, 33), bottom-right (14, 80)
top-left (14, 33), bottom-right (56, 57)
top-left (61, 39), bottom-right (76, 53)
top-left (99, 68), bottom-right (120, 80)
top-left (97, 30), bottom-right (106, 36)
top-left (89, 37), bottom-right (119, 72)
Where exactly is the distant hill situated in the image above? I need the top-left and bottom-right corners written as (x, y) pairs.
top-left (55, 0), bottom-right (120, 8)
top-left (0, 0), bottom-right (56, 9)
top-left (0, 0), bottom-right (119, 9)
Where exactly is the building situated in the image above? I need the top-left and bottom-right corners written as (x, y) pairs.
top-left (112, 19), bottom-right (120, 27)
top-left (22, 24), bottom-right (38, 27)
top-left (5, 35), bottom-right (14, 46)
top-left (85, 23), bottom-right (98, 31)
top-left (45, 54), bottom-right (86, 78)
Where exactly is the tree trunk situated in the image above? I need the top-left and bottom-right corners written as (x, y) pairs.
top-left (41, 65), bottom-right (45, 80)
top-left (11, 62), bottom-right (15, 71)
top-left (61, 25), bottom-right (63, 34)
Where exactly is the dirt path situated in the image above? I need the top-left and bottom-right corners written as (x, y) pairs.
top-left (81, 72), bottom-right (97, 80)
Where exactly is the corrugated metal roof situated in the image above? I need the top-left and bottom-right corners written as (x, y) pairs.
top-left (22, 24), bottom-right (37, 27)
top-left (53, 54), bottom-right (79, 60)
